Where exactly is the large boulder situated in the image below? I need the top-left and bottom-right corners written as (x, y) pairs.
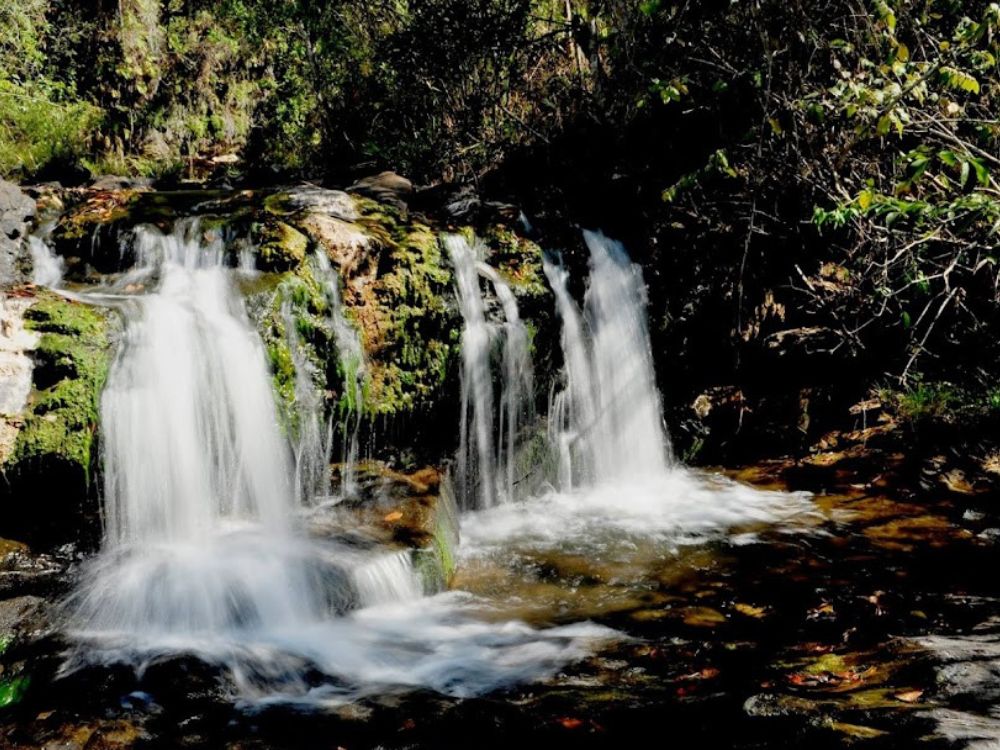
top-left (0, 181), bottom-right (36, 287)
top-left (348, 171), bottom-right (413, 212)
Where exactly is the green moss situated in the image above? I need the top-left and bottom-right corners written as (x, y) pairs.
top-left (412, 481), bottom-right (459, 592)
top-left (24, 296), bottom-right (106, 338)
top-left (248, 268), bottom-right (338, 438)
top-left (361, 219), bottom-right (460, 417)
top-left (0, 675), bottom-right (29, 709)
top-left (256, 220), bottom-right (309, 272)
top-left (7, 292), bottom-right (112, 489)
top-left (481, 224), bottom-right (548, 299)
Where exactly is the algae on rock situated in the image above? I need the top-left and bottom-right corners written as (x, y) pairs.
top-left (1, 291), bottom-right (114, 545)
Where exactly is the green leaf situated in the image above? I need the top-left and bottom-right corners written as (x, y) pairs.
top-left (940, 66), bottom-right (981, 94)
top-left (970, 157), bottom-right (990, 187)
top-left (876, 114), bottom-right (892, 136)
top-left (901, 311), bottom-right (912, 328)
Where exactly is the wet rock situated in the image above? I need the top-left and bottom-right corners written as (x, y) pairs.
top-left (297, 213), bottom-right (371, 276)
top-left (314, 464), bottom-right (460, 593)
top-left (0, 295), bottom-right (40, 465)
top-left (0, 180), bottom-right (36, 287)
top-left (0, 543), bottom-right (69, 599)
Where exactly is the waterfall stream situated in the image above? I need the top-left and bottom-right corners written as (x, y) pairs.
top-left (62, 220), bottom-right (609, 703)
top-left (446, 234), bottom-right (533, 509)
top-left (312, 250), bottom-right (366, 497)
top-left (461, 229), bottom-right (810, 556)
top-left (28, 222), bottom-right (64, 288)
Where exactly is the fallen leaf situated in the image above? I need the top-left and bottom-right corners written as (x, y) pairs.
top-left (558, 717), bottom-right (583, 729)
top-left (734, 603), bottom-right (767, 618)
top-left (383, 511), bottom-right (403, 522)
top-left (894, 689), bottom-right (923, 703)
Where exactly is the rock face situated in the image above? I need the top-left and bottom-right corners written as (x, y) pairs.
top-left (34, 176), bottom-right (550, 476)
top-left (0, 291), bottom-right (114, 546)
top-left (245, 182), bottom-right (551, 461)
top-left (0, 181), bottom-right (36, 287)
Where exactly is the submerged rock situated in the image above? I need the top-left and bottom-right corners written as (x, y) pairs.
top-left (316, 464), bottom-right (460, 593)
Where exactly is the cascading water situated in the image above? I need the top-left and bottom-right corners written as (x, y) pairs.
top-left (64, 219), bottom-right (605, 703)
top-left (281, 297), bottom-right (332, 503)
top-left (312, 250), bottom-right (366, 497)
top-left (69, 221), bottom-right (314, 641)
top-left (461, 229), bottom-right (810, 555)
top-left (475, 262), bottom-right (533, 504)
top-left (446, 234), bottom-right (533, 509)
top-left (28, 222), bottom-right (64, 288)
top-left (544, 231), bottom-right (671, 488)
top-left (447, 235), bottom-right (498, 509)
top-left (542, 255), bottom-right (597, 491)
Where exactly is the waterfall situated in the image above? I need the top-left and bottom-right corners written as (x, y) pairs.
top-left (28, 223), bottom-right (64, 287)
top-left (475, 262), bottom-right (533, 504)
top-left (352, 550), bottom-right (423, 606)
top-left (69, 221), bottom-right (320, 640)
top-left (281, 297), bottom-right (332, 503)
top-left (545, 231), bottom-right (671, 489)
top-left (446, 235), bottom-right (497, 509)
top-left (462, 229), bottom-right (810, 557)
top-left (312, 250), bottom-right (366, 497)
top-left (445, 234), bottom-right (532, 509)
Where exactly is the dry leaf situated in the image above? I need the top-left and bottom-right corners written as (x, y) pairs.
top-left (383, 511), bottom-right (403, 522)
top-left (894, 689), bottom-right (923, 703)
top-left (734, 603), bottom-right (767, 618)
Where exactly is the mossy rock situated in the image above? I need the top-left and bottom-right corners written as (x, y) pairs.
top-left (1, 292), bottom-right (114, 546)
top-left (255, 220), bottom-right (309, 272)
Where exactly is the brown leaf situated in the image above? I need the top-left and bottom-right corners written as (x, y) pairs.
top-left (894, 689), bottom-right (924, 703)
top-left (558, 717), bottom-right (583, 729)
top-left (383, 511), bottom-right (403, 522)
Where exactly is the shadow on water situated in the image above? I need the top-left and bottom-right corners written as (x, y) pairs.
top-left (5, 458), bottom-right (1000, 749)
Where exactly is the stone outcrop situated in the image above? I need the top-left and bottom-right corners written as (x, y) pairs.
top-left (0, 181), bottom-right (36, 287)
top-left (0, 291), bottom-right (114, 546)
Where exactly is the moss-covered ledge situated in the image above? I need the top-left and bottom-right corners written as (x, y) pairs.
top-left (0, 291), bottom-right (114, 546)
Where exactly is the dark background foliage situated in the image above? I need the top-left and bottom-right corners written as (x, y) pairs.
top-left (4, 0), bottom-right (1000, 459)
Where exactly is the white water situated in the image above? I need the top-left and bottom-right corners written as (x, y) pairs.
top-left (446, 235), bottom-right (498, 509)
top-left (463, 230), bottom-right (810, 556)
top-left (65, 220), bottom-right (607, 704)
top-left (446, 234), bottom-right (533, 508)
top-left (281, 297), bottom-right (332, 503)
top-left (313, 250), bottom-right (366, 497)
top-left (476, 261), bottom-right (533, 503)
top-left (28, 223), bottom-right (64, 287)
